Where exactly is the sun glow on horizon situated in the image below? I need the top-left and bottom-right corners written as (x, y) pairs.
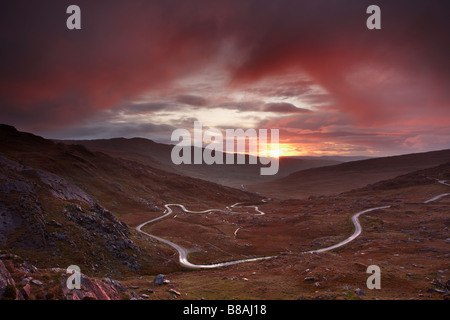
top-left (260, 143), bottom-right (303, 158)
top-left (268, 148), bottom-right (280, 158)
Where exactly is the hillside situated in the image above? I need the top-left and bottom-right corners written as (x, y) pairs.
top-left (247, 149), bottom-right (450, 199)
top-left (59, 138), bottom-right (340, 187)
top-left (1, 124), bottom-right (449, 300)
top-left (122, 161), bottom-right (450, 300)
top-left (0, 124), bottom-right (260, 277)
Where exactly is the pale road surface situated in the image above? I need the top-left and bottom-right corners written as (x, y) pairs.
top-left (438, 180), bottom-right (450, 187)
top-left (136, 203), bottom-right (275, 269)
top-left (136, 180), bottom-right (450, 269)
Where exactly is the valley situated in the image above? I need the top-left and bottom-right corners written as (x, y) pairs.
top-left (1, 125), bottom-right (449, 300)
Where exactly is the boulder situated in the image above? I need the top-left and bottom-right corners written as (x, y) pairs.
top-left (21, 284), bottom-right (32, 300)
top-left (168, 288), bottom-right (181, 296)
top-left (31, 279), bottom-right (43, 286)
top-left (355, 288), bottom-right (366, 296)
top-left (0, 260), bottom-right (23, 300)
top-left (153, 274), bottom-right (165, 285)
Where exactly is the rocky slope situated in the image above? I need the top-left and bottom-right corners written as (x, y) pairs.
top-left (0, 154), bottom-right (146, 274)
top-left (0, 124), bottom-right (261, 297)
top-left (248, 148), bottom-right (450, 199)
top-left (0, 253), bottom-right (140, 300)
top-left (0, 124), bottom-right (260, 219)
top-left (60, 137), bottom-right (339, 187)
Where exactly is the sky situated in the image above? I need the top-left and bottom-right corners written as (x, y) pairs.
top-left (1, 0), bottom-right (450, 157)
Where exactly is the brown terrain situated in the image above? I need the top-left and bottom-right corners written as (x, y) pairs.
top-left (1, 124), bottom-right (449, 300)
top-left (247, 149), bottom-right (450, 199)
top-left (60, 138), bottom-right (339, 188)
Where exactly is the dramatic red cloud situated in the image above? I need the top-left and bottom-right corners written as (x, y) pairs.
top-left (0, 1), bottom-right (230, 130)
top-left (0, 0), bottom-right (449, 155)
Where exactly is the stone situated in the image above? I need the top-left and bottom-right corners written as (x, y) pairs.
top-left (153, 274), bottom-right (165, 285)
top-left (21, 284), bottom-right (32, 299)
top-left (355, 288), bottom-right (366, 296)
top-left (168, 288), bottom-right (181, 296)
top-left (48, 220), bottom-right (62, 228)
top-left (20, 277), bottom-right (32, 285)
top-left (62, 274), bottom-right (125, 300)
top-left (432, 288), bottom-right (446, 294)
top-left (0, 260), bottom-right (17, 299)
top-left (31, 279), bottom-right (43, 286)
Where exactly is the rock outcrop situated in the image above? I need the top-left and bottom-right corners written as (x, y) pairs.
top-left (0, 260), bottom-right (23, 300)
top-left (0, 256), bottom-right (139, 300)
top-left (61, 274), bottom-right (140, 300)
top-left (35, 169), bottom-right (95, 205)
top-left (153, 274), bottom-right (165, 285)
top-left (0, 155), bottom-right (142, 272)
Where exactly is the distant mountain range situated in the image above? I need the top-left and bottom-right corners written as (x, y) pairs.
top-left (58, 137), bottom-right (340, 187)
top-left (1, 124), bottom-right (450, 300)
top-left (0, 124), bottom-right (259, 277)
top-left (247, 149), bottom-right (450, 199)
top-left (292, 155), bottom-right (373, 162)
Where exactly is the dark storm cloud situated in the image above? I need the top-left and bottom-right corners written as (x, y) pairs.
top-left (263, 103), bottom-right (311, 114)
top-left (217, 100), bottom-right (263, 112)
top-left (260, 111), bottom-right (351, 131)
top-left (216, 101), bottom-right (311, 114)
top-left (244, 79), bottom-right (315, 98)
top-left (175, 94), bottom-right (208, 107)
top-left (229, 0), bottom-right (450, 126)
top-left (0, 0), bottom-right (227, 131)
top-left (48, 121), bottom-right (177, 141)
top-left (118, 102), bottom-right (177, 115)
top-left (1, 0), bottom-right (449, 153)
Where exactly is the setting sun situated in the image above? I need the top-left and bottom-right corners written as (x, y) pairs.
top-left (269, 148), bottom-right (280, 158)
top-left (261, 143), bottom-right (304, 158)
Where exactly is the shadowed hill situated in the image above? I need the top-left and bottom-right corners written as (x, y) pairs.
top-left (0, 124), bottom-right (258, 212)
top-left (0, 124), bottom-right (261, 275)
top-left (247, 149), bottom-right (450, 199)
top-left (59, 137), bottom-right (340, 187)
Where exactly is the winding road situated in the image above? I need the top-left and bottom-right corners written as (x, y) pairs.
top-left (136, 179), bottom-right (449, 269)
top-left (304, 205), bottom-right (392, 254)
top-left (136, 203), bottom-right (275, 269)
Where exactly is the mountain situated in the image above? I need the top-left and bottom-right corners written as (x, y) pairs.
top-left (0, 254), bottom-right (142, 300)
top-left (294, 155), bottom-right (373, 162)
top-left (0, 124), bottom-right (260, 277)
top-left (247, 149), bottom-right (450, 199)
top-left (58, 138), bottom-right (340, 188)
top-left (1, 124), bottom-right (449, 300)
